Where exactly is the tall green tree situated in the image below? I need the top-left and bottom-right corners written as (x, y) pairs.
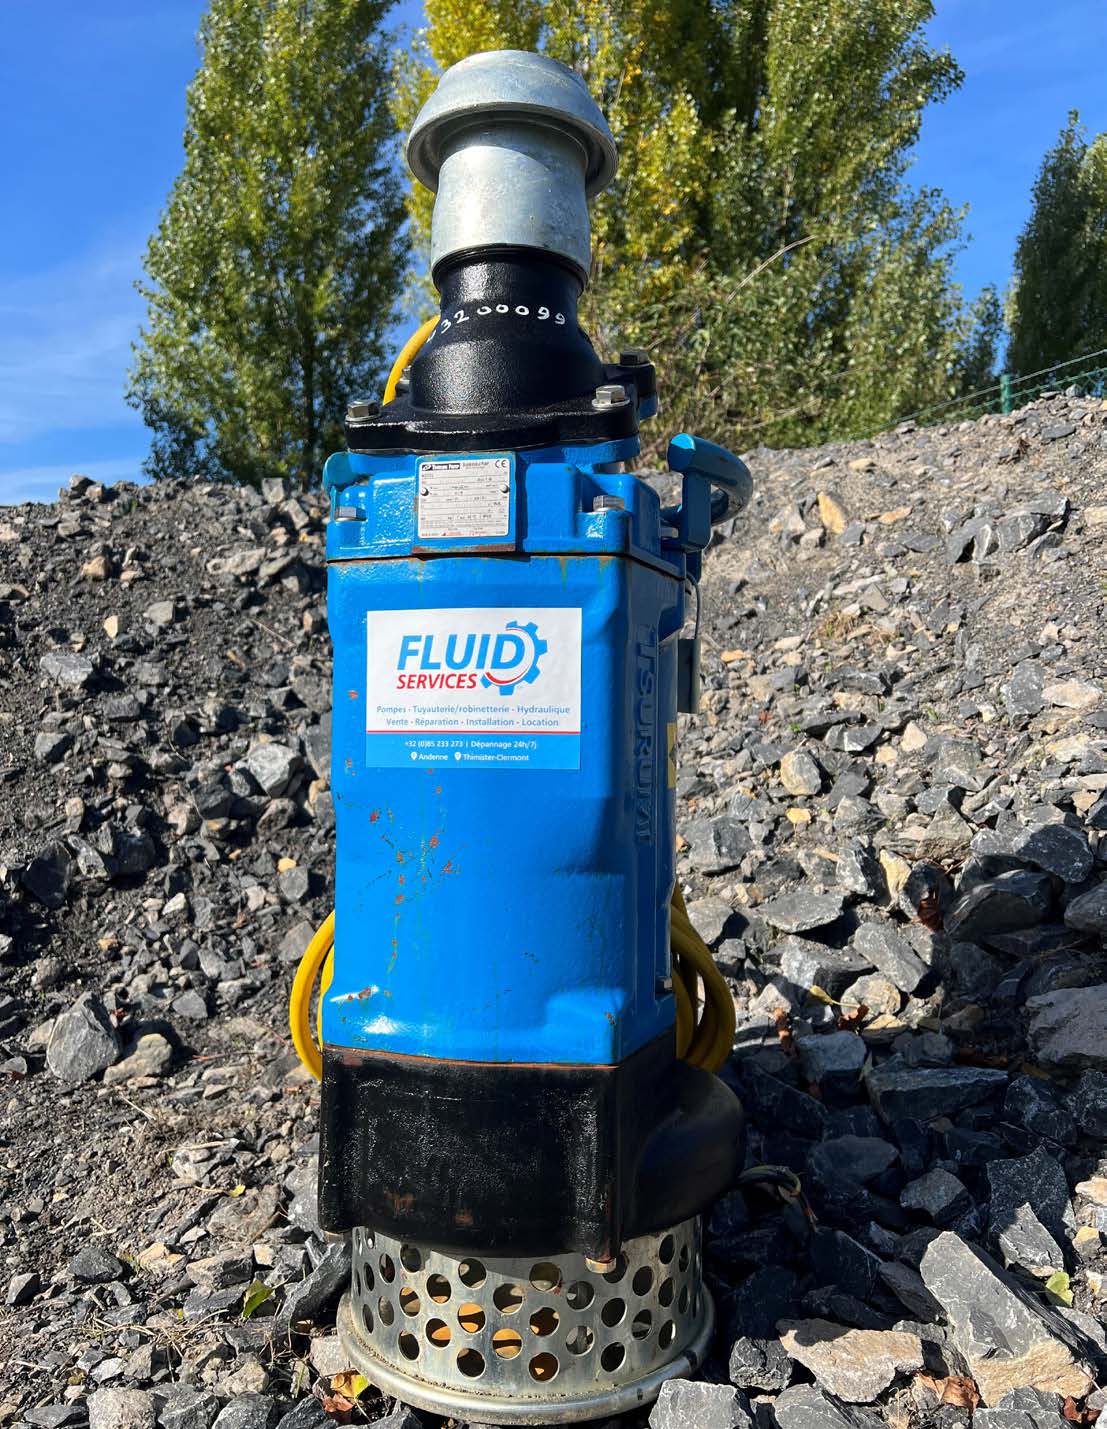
top-left (1007, 113), bottom-right (1107, 377)
top-left (129, 0), bottom-right (407, 486)
top-left (395, 0), bottom-right (996, 452)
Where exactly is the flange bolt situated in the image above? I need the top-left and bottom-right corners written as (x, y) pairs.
top-left (592, 383), bottom-right (629, 410)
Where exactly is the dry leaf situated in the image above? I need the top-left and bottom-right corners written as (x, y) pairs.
top-left (329, 1372), bottom-right (369, 1399)
top-left (917, 1373), bottom-right (980, 1408)
top-left (320, 1392), bottom-right (356, 1422)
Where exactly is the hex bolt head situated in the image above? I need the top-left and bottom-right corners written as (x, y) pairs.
top-left (592, 494), bottom-right (625, 512)
top-left (592, 383), bottom-right (629, 410)
top-left (618, 347), bottom-right (650, 367)
top-left (346, 399), bottom-right (379, 421)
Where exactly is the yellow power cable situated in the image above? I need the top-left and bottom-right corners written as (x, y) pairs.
top-left (288, 320), bottom-right (737, 1081)
top-left (382, 315), bottom-right (439, 404)
top-left (289, 889), bottom-right (735, 1081)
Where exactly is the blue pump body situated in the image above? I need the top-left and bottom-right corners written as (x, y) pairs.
top-left (322, 434), bottom-right (736, 1069)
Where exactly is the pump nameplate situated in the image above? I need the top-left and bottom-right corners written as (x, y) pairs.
top-left (417, 455), bottom-right (511, 540)
top-left (365, 607), bottom-right (581, 769)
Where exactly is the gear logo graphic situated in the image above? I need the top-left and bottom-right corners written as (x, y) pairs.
top-left (481, 620), bottom-right (547, 696)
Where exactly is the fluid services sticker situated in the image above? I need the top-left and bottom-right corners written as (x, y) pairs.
top-left (366, 607), bottom-right (582, 769)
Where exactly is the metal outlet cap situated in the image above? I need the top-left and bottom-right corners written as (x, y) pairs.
top-left (406, 50), bottom-right (618, 282)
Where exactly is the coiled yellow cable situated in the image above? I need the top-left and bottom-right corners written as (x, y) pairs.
top-left (289, 322), bottom-right (737, 1080)
top-left (289, 889), bottom-right (734, 1080)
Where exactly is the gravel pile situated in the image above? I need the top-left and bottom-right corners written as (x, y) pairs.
top-left (1, 388), bottom-right (1106, 1428)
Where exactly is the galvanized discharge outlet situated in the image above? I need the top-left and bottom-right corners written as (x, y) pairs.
top-left (334, 49), bottom-right (713, 1423)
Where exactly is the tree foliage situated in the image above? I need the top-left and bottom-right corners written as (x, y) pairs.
top-left (1007, 113), bottom-right (1107, 377)
top-left (129, 0), bottom-right (407, 486)
top-left (396, 0), bottom-right (997, 452)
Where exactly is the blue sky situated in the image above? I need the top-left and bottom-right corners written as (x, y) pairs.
top-left (1, 0), bottom-right (1105, 505)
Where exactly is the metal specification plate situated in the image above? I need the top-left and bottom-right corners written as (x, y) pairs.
top-left (417, 455), bottom-right (511, 539)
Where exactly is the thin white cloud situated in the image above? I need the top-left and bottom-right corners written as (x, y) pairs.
top-left (0, 457), bottom-right (149, 507)
top-left (0, 239), bottom-right (147, 445)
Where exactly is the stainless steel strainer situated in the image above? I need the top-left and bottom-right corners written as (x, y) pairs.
top-left (337, 1217), bottom-right (712, 1423)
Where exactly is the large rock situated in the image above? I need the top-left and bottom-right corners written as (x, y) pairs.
top-left (987, 1145), bottom-right (1074, 1261)
top-left (22, 842), bottom-right (74, 909)
top-left (103, 1032), bottom-right (173, 1086)
top-left (865, 1056), bottom-right (1007, 1122)
top-left (779, 938), bottom-right (871, 997)
top-left (919, 1232), bottom-right (1095, 1404)
top-left (760, 890), bottom-right (845, 934)
top-left (796, 1031), bottom-right (865, 1100)
top-left (946, 871), bottom-right (1054, 943)
top-left (851, 922), bottom-right (928, 994)
top-left (210, 1400), bottom-right (273, 1429)
top-left (244, 741), bottom-right (302, 798)
top-left (1011, 824), bottom-right (1093, 883)
top-left (900, 1168), bottom-right (972, 1224)
top-left (276, 1239), bottom-right (351, 1330)
top-left (1063, 882), bottom-right (1107, 936)
top-left (1026, 985), bottom-right (1107, 1071)
top-left (975, 1388), bottom-right (1070, 1429)
top-left (648, 1380), bottom-right (753, 1429)
top-left (157, 1388), bottom-right (221, 1429)
top-left (725, 1266), bottom-right (798, 1393)
top-left (776, 1321), bottom-right (924, 1403)
top-left (40, 650), bottom-right (95, 690)
top-left (88, 1391), bottom-right (156, 1429)
top-left (1070, 1071), bottom-right (1107, 1137)
top-left (780, 749), bottom-right (823, 796)
top-left (46, 993), bottom-right (121, 1083)
top-left (684, 816), bottom-right (752, 874)
top-left (773, 1387), bottom-right (886, 1429)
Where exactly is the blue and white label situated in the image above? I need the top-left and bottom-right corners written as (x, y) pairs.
top-left (366, 607), bottom-right (582, 769)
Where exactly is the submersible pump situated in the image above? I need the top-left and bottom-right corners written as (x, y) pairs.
top-left (291, 48), bottom-right (753, 1422)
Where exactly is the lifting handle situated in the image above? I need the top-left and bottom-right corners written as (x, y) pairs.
top-left (667, 433), bottom-right (752, 524)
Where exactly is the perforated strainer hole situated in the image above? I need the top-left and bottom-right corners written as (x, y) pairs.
top-left (529, 1262), bottom-right (562, 1293)
top-left (379, 1253), bottom-right (395, 1283)
top-left (426, 1273), bottom-right (451, 1304)
top-left (565, 1280), bottom-right (594, 1310)
top-left (400, 1286), bottom-right (421, 1317)
top-left (678, 1244), bottom-right (690, 1272)
top-left (632, 1309), bottom-right (653, 1339)
top-left (659, 1320), bottom-right (676, 1349)
top-left (492, 1328), bottom-right (523, 1359)
top-left (529, 1352), bottom-right (559, 1382)
top-left (658, 1277), bottom-right (674, 1307)
top-left (398, 1331), bottom-right (419, 1360)
top-left (361, 1304), bottom-right (374, 1335)
top-left (601, 1298), bottom-right (626, 1328)
top-left (426, 1318), bottom-right (451, 1346)
top-left (378, 1296), bottom-right (395, 1326)
top-left (659, 1234), bottom-right (675, 1264)
top-left (458, 1302), bottom-right (486, 1334)
top-left (363, 1262), bottom-right (375, 1293)
top-left (678, 1286), bottom-right (690, 1314)
top-left (458, 1259), bottom-right (486, 1288)
top-left (399, 1245), bottom-right (422, 1272)
top-left (457, 1348), bottom-right (485, 1378)
top-left (493, 1282), bottom-right (524, 1314)
top-left (632, 1266), bottom-right (654, 1296)
top-left (529, 1306), bottom-right (559, 1337)
top-left (566, 1325), bottom-right (594, 1356)
top-left (600, 1343), bottom-right (625, 1372)
top-left (602, 1254), bottom-right (627, 1284)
